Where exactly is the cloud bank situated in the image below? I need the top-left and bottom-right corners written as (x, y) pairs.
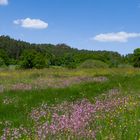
top-left (14, 18), bottom-right (48, 29)
top-left (93, 32), bottom-right (140, 43)
top-left (0, 0), bottom-right (8, 5)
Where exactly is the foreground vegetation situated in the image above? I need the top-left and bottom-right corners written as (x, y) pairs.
top-left (0, 68), bottom-right (140, 139)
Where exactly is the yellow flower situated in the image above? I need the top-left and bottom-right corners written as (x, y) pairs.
top-left (89, 130), bottom-right (92, 133)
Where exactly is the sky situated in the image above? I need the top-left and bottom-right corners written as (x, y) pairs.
top-left (0, 0), bottom-right (140, 54)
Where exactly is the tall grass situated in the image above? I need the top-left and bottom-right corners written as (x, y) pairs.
top-left (0, 68), bottom-right (140, 139)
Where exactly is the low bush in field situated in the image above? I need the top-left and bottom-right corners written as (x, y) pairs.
top-left (79, 59), bottom-right (109, 69)
top-left (118, 64), bottom-right (133, 68)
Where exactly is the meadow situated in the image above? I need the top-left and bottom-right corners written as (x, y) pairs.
top-left (0, 67), bottom-right (140, 139)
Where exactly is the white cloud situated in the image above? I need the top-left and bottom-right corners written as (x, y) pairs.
top-left (93, 32), bottom-right (140, 43)
top-left (13, 18), bottom-right (48, 29)
top-left (0, 0), bottom-right (8, 5)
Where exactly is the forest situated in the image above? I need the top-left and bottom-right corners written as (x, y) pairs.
top-left (0, 35), bottom-right (138, 69)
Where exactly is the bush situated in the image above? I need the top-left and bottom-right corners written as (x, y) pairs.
top-left (0, 49), bottom-right (9, 65)
top-left (19, 50), bottom-right (49, 69)
top-left (109, 60), bottom-right (119, 68)
top-left (0, 57), bottom-right (5, 67)
top-left (79, 59), bottom-right (109, 69)
top-left (118, 64), bottom-right (133, 68)
top-left (32, 53), bottom-right (48, 69)
top-left (66, 62), bottom-right (77, 69)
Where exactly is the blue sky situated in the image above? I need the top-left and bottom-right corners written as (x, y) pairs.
top-left (0, 0), bottom-right (140, 54)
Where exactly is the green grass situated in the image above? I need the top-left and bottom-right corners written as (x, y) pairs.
top-left (0, 68), bottom-right (140, 139)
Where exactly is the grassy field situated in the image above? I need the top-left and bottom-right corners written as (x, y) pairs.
top-left (0, 68), bottom-right (140, 139)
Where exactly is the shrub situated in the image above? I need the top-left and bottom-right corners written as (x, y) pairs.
top-left (79, 59), bottom-right (109, 69)
top-left (0, 57), bottom-right (5, 67)
top-left (19, 50), bottom-right (49, 69)
top-left (32, 53), bottom-right (48, 69)
top-left (66, 62), bottom-right (77, 69)
top-left (0, 49), bottom-right (9, 65)
top-left (118, 64), bottom-right (133, 68)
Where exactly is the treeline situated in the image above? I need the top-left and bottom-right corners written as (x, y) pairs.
top-left (0, 35), bottom-right (139, 69)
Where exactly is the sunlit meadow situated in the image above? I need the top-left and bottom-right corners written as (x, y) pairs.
top-left (0, 68), bottom-right (140, 139)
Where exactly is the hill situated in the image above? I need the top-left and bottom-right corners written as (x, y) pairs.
top-left (0, 35), bottom-right (134, 68)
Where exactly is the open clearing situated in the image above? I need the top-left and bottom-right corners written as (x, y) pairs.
top-left (0, 68), bottom-right (140, 139)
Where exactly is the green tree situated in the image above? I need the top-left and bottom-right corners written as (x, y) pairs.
top-left (33, 53), bottom-right (49, 69)
top-left (20, 50), bottom-right (36, 68)
top-left (0, 57), bottom-right (5, 66)
top-left (63, 54), bottom-right (76, 68)
top-left (20, 50), bottom-right (48, 69)
top-left (133, 48), bottom-right (140, 67)
top-left (0, 49), bottom-right (9, 65)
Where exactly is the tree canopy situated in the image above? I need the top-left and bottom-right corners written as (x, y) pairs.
top-left (0, 35), bottom-right (139, 69)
